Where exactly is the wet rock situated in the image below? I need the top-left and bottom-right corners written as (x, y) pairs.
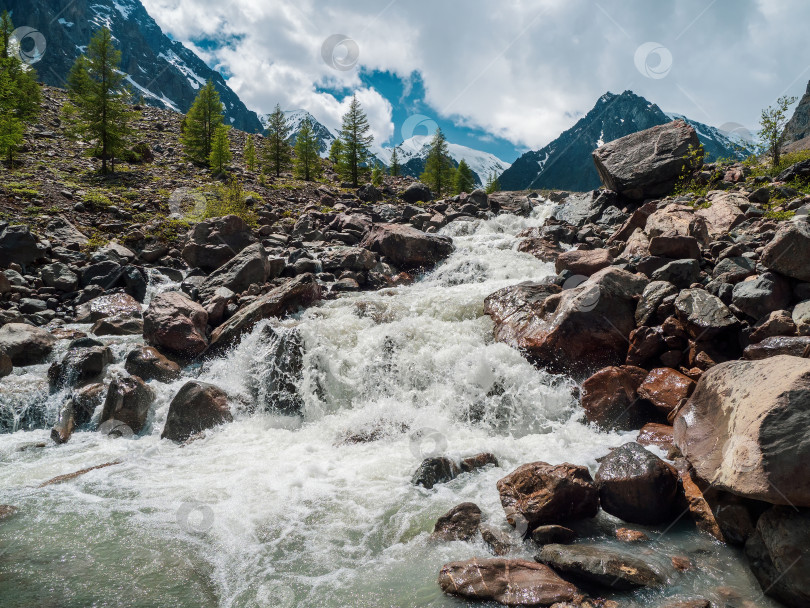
top-left (100, 375), bottom-right (156, 435)
top-left (460, 452), bottom-right (499, 472)
top-left (438, 558), bottom-right (579, 606)
top-left (536, 543), bottom-right (667, 589)
top-left (91, 315), bottom-right (144, 336)
top-left (732, 273), bottom-right (791, 320)
top-left (72, 383), bottom-right (105, 425)
top-left (0, 352), bottom-right (11, 378)
top-left (595, 442), bottom-right (679, 525)
top-left (745, 506), bottom-right (810, 608)
top-left (0, 323), bottom-right (56, 366)
top-left (592, 120), bottom-right (700, 200)
top-left (209, 274), bottom-right (321, 351)
top-left (554, 248), bottom-right (613, 276)
top-left (480, 525), bottom-right (514, 556)
top-left (182, 215), bottom-right (256, 271)
top-left (616, 527), bottom-right (649, 542)
top-left (658, 599), bottom-right (710, 608)
top-left (648, 235), bottom-right (701, 260)
top-left (650, 259), bottom-right (701, 288)
top-left (124, 346), bottom-right (182, 383)
top-left (531, 525), bottom-right (577, 546)
top-left (497, 462), bottom-right (598, 529)
top-left (636, 281), bottom-right (679, 326)
top-left (637, 367), bottom-right (695, 417)
top-left (674, 288), bottom-right (739, 339)
top-left (360, 223), bottom-right (453, 270)
top-left (198, 243), bottom-right (282, 302)
top-left (761, 220), bottom-right (810, 282)
top-left (636, 423), bottom-right (675, 451)
top-left (47, 345), bottom-right (113, 390)
top-left (552, 190), bottom-right (616, 226)
top-left (749, 310), bottom-right (797, 343)
top-left (51, 399), bottom-right (77, 444)
top-left (580, 365), bottom-right (650, 431)
top-left (743, 335), bottom-right (810, 359)
top-left (0, 223), bottom-right (45, 266)
top-left (143, 291), bottom-right (209, 357)
top-left (0, 504), bottom-right (18, 520)
top-left (75, 293), bottom-right (141, 323)
top-left (626, 325), bottom-right (667, 366)
top-left (430, 502), bottom-right (481, 542)
top-left (400, 182), bottom-right (432, 204)
top-left (412, 457), bottom-right (460, 489)
top-left (245, 325), bottom-right (304, 415)
top-left (161, 381), bottom-right (232, 441)
top-left (674, 355), bottom-right (810, 506)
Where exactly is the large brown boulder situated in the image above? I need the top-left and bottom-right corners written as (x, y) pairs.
top-left (209, 274), bottom-right (321, 351)
top-left (438, 558), bottom-right (579, 606)
top-left (496, 462), bottom-right (598, 531)
top-left (592, 120), bottom-right (701, 200)
top-left (124, 346), bottom-right (182, 383)
top-left (580, 365), bottom-right (651, 430)
top-left (0, 323), bottom-right (56, 366)
top-left (75, 293), bottom-right (141, 323)
top-left (674, 355), bottom-right (810, 506)
top-left (484, 267), bottom-right (648, 376)
top-left (161, 381), bottom-right (232, 441)
top-left (143, 291), bottom-right (208, 357)
top-left (761, 221), bottom-right (810, 282)
top-left (554, 248), bottom-right (613, 276)
top-left (359, 223), bottom-right (453, 269)
top-left (99, 375), bottom-right (156, 434)
top-left (595, 442), bottom-right (679, 525)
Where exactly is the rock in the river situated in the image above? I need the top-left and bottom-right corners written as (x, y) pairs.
top-left (531, 525), bottom-right (577, 546)
top-left (438, 558), bottom-right (579, 606)
top-left (75, 293), bottom-right (141, 323)
top-left (48, 345), bottom-right (113, 389)
top-left (99, 375), bottom-right (156, 435)
top-left (430, 502), bottom-right (481, 542)
top-left (580, 365), bottom-right (651, 431)
top-left (496, 462), bottom-right (598, 530)
top-left (745, 506), bottom-right (810, 608)
top-left (595, 442), bottom-right (679, 525)
top-left (761, 221), bottom-right (810, 282)
top-left (592, 120), bottom-right (701, 200)
top-left (0, 352), bottom-right (11, 378)
top-left (198, 242), bottom-right (282, 302)
top-left (637, 367), bottom-right (695, 417)
top-left (674, 355), bottom-right (810, 505)
top-left (536, 543), bottom-right (667, 589)
top-left (209, 274), bottom-right (321, 351)
top-left (161, 381), bottom-right (232, 441)
top-left (360, 223), bottom-right (453, 270)
top-left (412, 457), bottom-right (460, 489)
top-left (91, 315), bottom-right (144, 336)
top-left (143, 291), bottom-right (209, 357)
top-left (124, 346), bottom-right (182, 383)
top-left (0, 323), bottom-right (56, 366)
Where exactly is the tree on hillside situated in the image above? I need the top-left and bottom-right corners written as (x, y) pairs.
top-left (209, 124), bottom-right (232, 174)
top-left (264, 103), bottom-right (292, 177)
top-left (389, 146), bottom-right (401, 177)
top-left (453, 159), bottom-right (476, 194)
top-left (243, 134), bottom-right (257, 171)
top-left (181, 80), bottom-right (224, 165)
top-left (0, 11), bottom-right (41, 166)
top-left (293, 117), bottom-right (321, 181)
top-left (337, 94), bottom-right (374, 187)
top-left (421, 128), bottom-right (454, 197)
top-left (329, 138), bottom-right (343, 165)
top-left (485, 171), bottom-right (501, 194)
top-left (371, 164), bottom-right (383, 186)
top-left (63, 27), bottom-right (135, 174)
top-left (759, 95), bottom-right (798, 169)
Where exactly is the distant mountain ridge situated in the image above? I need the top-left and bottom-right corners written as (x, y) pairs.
top-left (498, 90), bottom-right (756, 192)
top-left (5, 0), bottom-right (262, 132)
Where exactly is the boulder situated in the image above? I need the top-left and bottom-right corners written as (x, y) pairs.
top-left (75, 293), bottom-right (141, 323)
top-left (793, 300), bottom-right (810, 335)
top-left (594, 442), bottom-right (679, 525)
top-left (648, 235), bottom-right (701, 259)
top-left (412, 457), bottom-right (460, 489)
top-left (744, 335), bottom-right (810, 360)
top-left (80, 261), bottom-right (123, 289)
top-left (40, 263), bottom-right (79, 292)
top-left (460, 452), bottom-right (499, 472)
top-left (0, 352), bottom-right (11, 378)
top-left (674, 288), bottom-right (739, 339)
top-left (749, 310), bottom-right (797, 343)
top-left (0, 224), bottom-right (45, 266)
top-left (209, 274), bottom-right (321, 351)
top-left (198, 243), bottom-right (282, 302)
top-left (45, 215), bottom-right (88, 248)
top-left (620, 227), bottom-right (651, 258)
top-left (356, 184), bottom-right (382, 203)
top-left (360, 223), bottom-right (453, 270)
top-left (91, 315), bottom-right (144, 336)
top-left (673, 356), bottom-right (810, 505)
top-left (776, 158), bottom-right (810, 182)
top-left (761, 221), bottom-right (810, 282)
top-left (318, 247), bottom-right (377, 272)
top-left (99, 375), bottom-right (156, 434)
top-left (47, 345), bottom-right (113, 389)
top-left (696, 192), bottom-right (746, 237)
top-left (438, 558), bottom-right (579, 606)
top-left (580, 365), bottom-right (651, 430)
top-left (400, 182), bottom-right (432, 204)
top-left (552, 190), bottom-right (616, 227)
top-left (732, 273), bottom-right (791, 320)
top-left (496, 462), bottom-right (598, 530)
top-left (124, 346), bottom-right (182, 383)
top-left (0, 323), bottom-right (56, 366)
top-left (650, 259), bottom-right (701, 288)
top-left (143, 291), bottom-right (208, 357)
top-left (745, 506), bottom-right (810, 608)
top-left (712, 256), bottom-right (756, 284)
top-left (636, 423), bottom-right (675, 451)
top-left (536, 543), bottom-right (667, 589)
top-left (636, 281), bottom-right (679, 326)
top-left (554, 248), bottom-right (613, 276)
top-left (592, 120), bottom-right (701, 200)
top-left (430, 502), bottom-right (481, 542)
top-left (181, 215), bottom-right (256, 271)
top-left (161, 381), bottom-right (232, 441)
top-left (531, 525), bottom-right (577, 546)
top-left (637, 367), bottom-right (695, 417)
top-left (626, 325), bottom-right (667, 366)
top-left (484, 267), bottom-right (648, 376)
top-left (645, 204), bottom-right (707, 242)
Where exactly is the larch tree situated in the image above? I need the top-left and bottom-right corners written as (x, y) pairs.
top-left (338, 94), bottom-right (374, 187)
top-left (181, 80), bottom-right (225, 164)
top-left (209, 124), bottom-right (232, 174)
top-left (328, 138), bottom-right (343, 165)
top-left (453, 159), bottom-right (476, 194)
top-left (420, 128), bottom-right (454, 197)
top-left (243, 134), bottom-right (257, 171)
top-left (264, 103), bottom-right (292, 177)
top-left (293, 117), bottom-right (321, 181)
top-left (389, 146), bottom-right (401, 177)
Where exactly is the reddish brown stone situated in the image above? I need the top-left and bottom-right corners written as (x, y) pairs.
top-left (615, 527), bottom-right (649, 542)
top-left (637, 367), bottom-right (696, 417)
top-left (626, 325), bottom-right (666, 366)
top-left (636, 423), bottom-right (675, 451)
top-left (580, 365), bottom-right (650, 431)
top-left (554, 248), bottom-right (613, 276)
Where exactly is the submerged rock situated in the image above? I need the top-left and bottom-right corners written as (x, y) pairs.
top-left (430, 502), bottom-right (481, 542)
top-left (412, 457), bottom-right (460, 489)
top-left (161, 381), bottom-right (232, 442)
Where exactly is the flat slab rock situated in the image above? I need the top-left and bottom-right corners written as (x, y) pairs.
top-left (438, 557), bottom-right (580, 606)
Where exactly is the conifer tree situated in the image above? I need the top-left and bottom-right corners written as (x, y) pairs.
top-left (293, 117), bottom-right (321, 181)
top-left (209, 124), bottom-right (232, 174)
top-left (0, 111), bottom-right (23, 165)
top-left (453, 159), bottom-right (476, 194)
top-left (485, 171), bottom-right (501, 194)
top-left (389, 146), bottom-right (401, 177)
top-left (243, 134), bottom-right (257, 171)
top-left (420, 128), bottom-right (454, 197)
top-left (328, 138), bottom-right (343, 165)
top-left (63, 28), bottom-right (135, 173)
top-left (338, 94), bottom-right (374, 187)
top-left (371, 164), bottom-right (383, 186)
top-left (181, 80), bottom-right (224, 164)
top-left (264, 103), bottom-right (292, 177)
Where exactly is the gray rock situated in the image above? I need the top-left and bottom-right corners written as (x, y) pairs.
top-left (45, 216), bottom-right (88, 248)
top-left (674, 288), bottom-right (739, 339)
top-left (552, 189), bottom-right (616, 227)
top-left (0, 224), bottom-right (45, 266)
top-left (75, 293), bottom-right (141, 323)
top-left (412, 457), bottom-right (460, 489)
top-left (181, 215), bottom-right (256, 271)
top-left (198, 243), bottom-right (281, 302)
top-left (80, 261), bottom-right (122, 289)
top-left (744, 335), bottom-right (810, 360)
top-left (360, 223), bottom-right (453, 270)
top-left (732, 273), bottom-right (791, 320)
top-left (793, 300), bottom-right (810, 336)
top-left (47, 345), bottom-right (113, 390)
top-left (41, 263), bottom-right (79, 292)
top-left (400, 182), bottom-right (432, 204)
top-left (636, 280), bottom-right (679, 326)
top-left (0, 323), bottom-right (56, 366)
top-left (161, 381), bottom-right (232, 441)
top-left (650, 259), bottom-right (701, 288)
top-left (761, 221), bottom-right (810, 282)
top-left (712, 256), bottom-right (756, 283)
top-left (356, 184), bottom-right (382, 203)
